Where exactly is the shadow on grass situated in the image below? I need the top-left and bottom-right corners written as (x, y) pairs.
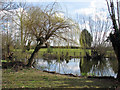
top-left (51, 76), bottom-right (116, 88)
top-left (2, 68), bottom-right (117, 89)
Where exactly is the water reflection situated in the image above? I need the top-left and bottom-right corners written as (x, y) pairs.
top-left (80, 58), bottom-right (118, 77)
top-left (35, 58), bottom-right (118, 78)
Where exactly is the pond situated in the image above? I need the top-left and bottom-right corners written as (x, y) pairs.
top-left (34, 58), bottom-right (118, 78)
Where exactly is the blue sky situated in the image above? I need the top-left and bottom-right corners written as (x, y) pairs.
top-left (4, 0), bottom-right (109, 31)
top-left (2, 0), bottom-right (113, 46)
top-left (21, 0), bottom-right (109, 34)
top-left (27, 0), bottom-right (107, 21)
top-left (30, 2), bottom-right (91, 18)
top-left (59, 2), bottom-right (91, 18)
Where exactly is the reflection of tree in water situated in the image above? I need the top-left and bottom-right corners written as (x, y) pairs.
top-left (90, 59), bottom-right (107, 76)
top-left (35, 57), bottom-right (117, 77)
top-left (79, 58), bottom-right (117, 76)
top-left (79, 58), bottom-right (92, 74)
top-left (109, 58), bottom-right (118, 74)
top-left (43, 58), bottom-right (66, 73)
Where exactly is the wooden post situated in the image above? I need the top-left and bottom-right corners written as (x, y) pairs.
top-left (80, 52), bottom-right (81, 57)
top-left (62, 52), bottom-right (63, 55)
top-left (74, 52), bottom-right (75, 57)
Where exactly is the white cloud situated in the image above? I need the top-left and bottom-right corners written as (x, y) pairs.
top-left (74, 0), bottom-right (109, 24)
top-left (90, 0), bottom-right (107, 9)
top-left (75, 8), bottom-right (95, 16)
top-left (7, 0), bottom-right (94, 2)
top-left (74, 0), bottom-right (107, 17)
top-left (55, 12), bottom-right (65, 18)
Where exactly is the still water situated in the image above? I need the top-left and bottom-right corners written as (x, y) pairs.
top-left (34, 58), bottom-right (118, 78)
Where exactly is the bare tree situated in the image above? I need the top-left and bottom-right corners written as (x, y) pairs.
top-left (11, 2), bottom-right (31, 51)
top-left (77, 14), bottom-right (111, 58)
top-left (1, 1), bottom-right (17, 59)
top-left (1, 1), bottom-right (31, 52)
top-left (52, 20), bottom-right (80, 47)
top-left (24, 3), bottom-right (75, 67)
top-left (88, 15), bottom-right (111, 57)
top-left (106, 0), bottom-right (120, 81)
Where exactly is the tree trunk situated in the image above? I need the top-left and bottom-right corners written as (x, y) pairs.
top-left (114, 47), bottom-right (120, 81)
top-left (7, 44), bottom-right (10, 55)
top-left (114, 48), bottom-right (120, 81)
top-left (26, 43), bottom-right (42, 67)
top-left (117, 60), bottom-right (120, 81)
top-left (110, 33), bottom-right (120, 81)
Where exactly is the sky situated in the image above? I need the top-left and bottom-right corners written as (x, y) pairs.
top-left (7, 0), bottom-right (108, 18)
top-left (26, 0), bottom-right (110, 46)
top-left (1, 0), bottom-right (116, 46)
top-left (28, 0), bottom-right (108, 19)
top-left (23, 0), bottom-right (109, 31)
top-left (2, 0), bottom-right (109, 25)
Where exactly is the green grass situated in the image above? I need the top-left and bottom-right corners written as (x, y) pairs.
top-left (27, 48), bottom-right (91, 57)
top-left (31, 48), bottom-right (115, 58)
top-left (12, 48), bottom-right (115, 61)
top-left (1, 60), bottom-right (7, 63)
top-left (51, 48), bottom-right (91, 57)
top-left (2, 68), bottom-right (118, 88)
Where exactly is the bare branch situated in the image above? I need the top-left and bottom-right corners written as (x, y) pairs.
top-left (117, 0), bottom-right (120, 29)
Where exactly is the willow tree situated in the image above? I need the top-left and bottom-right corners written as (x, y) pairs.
top-left (106, 0), bottom-right (120, 81)
top-left (24, 3), bottom-right (74, 67)
top-left (80, 29), bottom-right (92, 48)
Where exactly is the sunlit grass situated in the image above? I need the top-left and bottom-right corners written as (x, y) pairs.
top-left (1, 60), bottom-right (7, 62)
top-left (11, 48), bottom-right (115, 59)
top-left (2, 68), bottom-right (116, 88)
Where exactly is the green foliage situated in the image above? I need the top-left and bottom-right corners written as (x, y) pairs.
top-left (80, 29), bottom-right (93, 48)
top-left (47, 47), bottom-right (53, 53)
top-left (1, 60), bottom-right (7, 62)
top-left (81, 73), bottom-right (87, 76)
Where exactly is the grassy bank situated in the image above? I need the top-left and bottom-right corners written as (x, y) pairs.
top-left (2, 68), bottom-right (118, 89)
top-left (11, 48), bottom-right (91, 62)
top-left (12, 48), bottom-right (115, 60)
top-left (13, 48), bottom-right (90, 57)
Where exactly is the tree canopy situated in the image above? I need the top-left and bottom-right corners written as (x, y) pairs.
top-left (79, 29), bottom-right (92, 48)
top-left (23, 3), bottom-right (75, 67)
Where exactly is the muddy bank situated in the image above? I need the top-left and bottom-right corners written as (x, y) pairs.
top-left (43, 70), bottom-right (115, 80)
